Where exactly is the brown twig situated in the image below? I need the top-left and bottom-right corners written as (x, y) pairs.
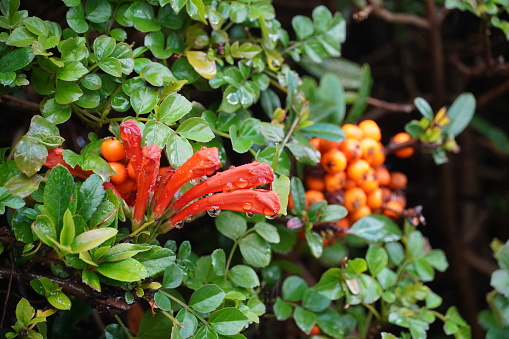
top-left (354, 2), bottom-right (430, 30)
top-left (462, 249), bottom-right (498, 276)
top-left (477, 78), bottom-right (509, 107)
top-left (367, 97), bottom-right (414, 113)
top-left (0, 94), bottom-right (40, 112)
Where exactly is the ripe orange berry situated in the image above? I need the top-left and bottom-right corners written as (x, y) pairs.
top-left (366, 188), bottom-right (383, 210)
top-left (390, 132), bottom-right (414, 158)
top-left (127, 161), bottom-right (137, 180)
top-left (335, 217), bottom-right (351, 229)
top-left (109, 161), bottom-right (128, 185)
top-left (115, 178), bottom-right (137, 194)
top-left (287, 194), bottom-right (294, 211)
top-left (320, 149), bottom-right (347, 174)
top-left (324, 171), bottom-right (346, 192)
top-left (305, 190), bottom-right (326, 209)
top-left (306, 176), bottom-right (325, 191)
top-left (389, 171), bottom-right (408, 191)
top-left (339, 138), bottom-right (362, 162)
top-left (358, 120), bottom-right (381, 141)
top-left (360, 139), bottom-right (385, 167)
top-left (342, 124), bottom-right (364, 140)
top-left (309, 325), bottom-right (321, 336)
top-left (346, 159), bottom-right (371, 182)
top-left (381, 187), bottom-right (392, 202)
top-left (350, 204), bottom-right (371, 222)
top-left (101, 137), bottom-right (126, 162)
top-left (320, 139), bottom-right (341, 153)
top-left (358, 169), bottom-right (379, 193)
top-left (383, 200), bottom-right (404, 219)
top-left (309, 138), bottom-right (322, 152)
top-left (375, 167), bottom-right (391, 187)
top-left (391, 192), bottom-right (407, 209)
top-left (344, 187), bottom-right (367, 212)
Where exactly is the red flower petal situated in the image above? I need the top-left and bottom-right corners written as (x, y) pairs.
top-left (165, 189), bottom-right (280, 231)
top-left (153, 147), bottom-right (221, 218)
top-left (120, 120), bottom-right (143, 181)
top-left (44, 148), bottom-right (93, 179)
top-left (133, 144), bottom-right (161, 223)
top-left (172, 161), bottom-right (274, 210)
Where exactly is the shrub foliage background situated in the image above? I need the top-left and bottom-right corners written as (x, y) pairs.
top-left (0, 0), bottom-right (508, 338)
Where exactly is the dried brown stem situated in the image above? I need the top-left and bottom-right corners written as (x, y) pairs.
top-left (355, 2), bottom-right (430, 30)
top-left (367, 97), bottom-right (414, 113)
top-left (0, 94), bottom-right (40, 112)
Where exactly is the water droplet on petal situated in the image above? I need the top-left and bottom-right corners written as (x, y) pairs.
top-left (266, 214), bottom-right (278, 220)
top-left (263, 207), bottom-right (278, 216)
top-left (236, 177), bottom-right (249, 188)
top-left (243, 202), bottom-right (253, 211)
top-left (207, 209), bottom-right (221, 217)
top-left (185, 216), bottom-right (193, 222)
top-left (229, 165), bottom-right (236, 169)
top-left (246, 212), bottom-right (255, 218)
top-left (223, 182), bottom-right (234, 191)
top-left (252, 161), bottom-right (260, 165)
top-left (174, 221), bottom-right (184, 229)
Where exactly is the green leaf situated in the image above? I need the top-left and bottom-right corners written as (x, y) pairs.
top-left (140, 61), bottom-right (176, 86)
top-left (319, 204), bottom-right (348, 223)
top-left (273, 297), bottom-right (293, 321)
top-left (82, 269), bottom-right (101, 291)
top-left (302, 288), bottom-right (331, 312)
top-left (211, 249), bottom-right (226, 275)
top-left (16, 298), bottom-right (34, 325)
top-left (176, 117), bottom-right (214, 142)
top-left (96, 258), bottom-right (148, 282)
top-left (189, 284), bottom-right (225, 313)
top-left (209, 308), bottom-right (249, 336)
top-left (142, 120), bottom-right (171, 149)
top-left (59, 37), bottom-right (88, 61)
top-left (287, 134), bottom-right (321, 165)
top-left (305, 230), bottom-right (323, 258)
top-left (176, 309), bottom-right (198, 339)
top-left (47, 291), bottom-right (71, 310)
top-left (254, 222), bottom-right (280, 244)
top-left (443, 92), bottom-right (476, 137)
top-left (93, 35), bottom-right (116, 62)
top-left (166, 133), bottom-right (193, 168)
top-left (292, 16), bottom-right (314, 40)
top-left (130, 86), bottom-right (158, 115)
top-left (137, 311), bottom-right (173, 339)
top-left (6, 26), bottom-right (36, 47)
top-left (99, 57), bottom-right (122, 77)
top-left (314, 268), bottom-right (344, 300)
top-left (0, 46), bottom-right (34, 72)
top-left (157, 93), bottom-right (192, 124)
top-left (66, 5), bottom-right (89, 33)
top-left (239, 233), bottom-right (271, 268)
top-left (186, 51), bottom-right (216, 80)
top-left (32, 214), bottom-right (57, 247)
top-left (290, 176), bottom-right (306, 215)
top-left (194, 326), bottom-right (218, 339)
top-left (41, 98), bottom-right (71, 124)
top-left (293, 306), bottom-right (316, 334)
top-left (187, 0), bottom-right (206, 23)
top-left (60, 209), bottom-right (75, 247)
top-left (57, 60), bottom-right (88, 82)
top-left (76, 174), bottom-right (105, 222)
top-left (229, 265), bottom-right (260, 288)
top-left (55, 80), bottom-right (83, 104)
top-left (44, 165), bottom-right (74, 235)
top-left (215, 211), bottom-right (247, 241)
top-left (366, 244), bottom-right (388, 277)
top-left (348, 215), bottom-right (402, 242)
top-left (102, 243), bottom-right (151, 262)
top-left (471, 115), bottom-right (509, 155)
top-left (154, 291), bottom-right (171, 311)
top-left (70, 228), bottom-right (118, 253)
top-left (414, 97), bottom-right (434, 120)
top-left (491, 269), bottom-right (509, 297)
top-left (282, 276), bottom-right (308, 302)
top-left (302, 122), bottom-right (345, 142)
top-left (125, 2), bottom-right (161, 32)
top-left (345, 64), bottom-right (372, 124)
top-left (162, 263), bottom-right (183, 289)
top-left (85, 0), bottom-right (112, 23)
top-left (136, 246), bottom-right (176, 276)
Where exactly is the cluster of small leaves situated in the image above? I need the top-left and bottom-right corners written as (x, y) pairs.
top-left (5, 298), bottom-right (56, 339)
top-left (478, 239), bottom-right (509, 338)
top-left (274, 219), bottom-right (471, 339)
top-left (405, 93), bottom-right (476, 164)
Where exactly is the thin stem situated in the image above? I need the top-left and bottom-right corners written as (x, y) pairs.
top-left (114, 314), bottom-right (134, 339)
top-left (159, 291), bottom-right (210, 327)
top-left (360, 310), bottom-right (373, 339)
top-left (160, 310), bottom-right (185, 328)
top-left (272, 111), bottom-right (300, 172)
top-left (362, 302), bottom-right (382, 321)
top-left (129, 220), bottom-right (156, 238)
top-left (224, 241), bottom-right (239, 275)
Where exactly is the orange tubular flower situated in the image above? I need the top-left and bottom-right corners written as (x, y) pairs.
top-left (44, 148), bottom-right (93, 179)
top-left (165, 190), bottom-right (280, 232)
top-left (120, 120), bottom-right (143, 180)
top-left (133, 144), bottom-right (161, 223)
top-left (152, 147), bottom-right (221, 218)
top-left (172, 161), bottom-right (274, 210)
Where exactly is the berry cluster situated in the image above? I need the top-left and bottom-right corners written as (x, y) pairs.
top-left (100, 137), bottom-right (138, 198)
top-left (304, 120), bottom-right (412, 237)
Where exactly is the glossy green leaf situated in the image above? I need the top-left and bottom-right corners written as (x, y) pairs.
top-left (215, 211), bottom-right (247, 241)
top-left (82, 269), bottom-right (101, 291)
top-left (130, 86), bottom-right (158, 115)
top-left (85, 0), bottom-right (112, 23)
top-left (96, 258), bottom-right (148, 282)
top-left (189, 284), bottom-right (225, 313)
top-left (102, 243), bottom-right (151, 262)
top-left (70, 228), bottom-right (118, 253)
top-left (125, 2), bottom-right (161, 32)
top-left (194, 326), bottom-right (218, 339)
top-left (0, 46), bottom-right (34, 72)
top-left (414, 97), bottom-right (434, 120)
top-left (140, 61), bottom-right (176, 86)
top-left (282, 276), bottom-right (308, 302)
top-left (239, 233), bottom-right (271, 268)
top-left (209, 308), bottom-right (249, 335)
top-left (55, 80), bottom-right (83, 104)
top-left (345, 64), bottom-right (372, 124)
top-left (142, 120), bottom-right (170, 149)
top-left (186, 51), bottom-right (216, 80)
top-left (66, 5), bottom-right (89, 33)
top-left (177, 118), bottom-right (214, 142)
top-left (13, 136), bottom-right (47, 177)
top-left (253, 222), bottom-right (280, 244)
top-left (293, 306), bottom-right (316, 334)
top-left (305, 230), bottom-right (323, 258)
top-left (60, 209), bottom-right (75, 247)
top-left (93, 35), bottom-right (115, 61)
top-left (47, 291), bottom-right (71, 310)
top-left (165, 133), bottom-right (193, 168)
top-left (273, 297), bottom-right (293, 321)
top-left (32, 214), bottom-right (57, 248)
top-left (229, 265), bottom-right (260, 288)
top-left (59, 37), bottom-right (88, 61)
top-left (348, 215), bottom-right (402, 242)
top-left (44, 165), bottom-right (73, 235)
top-left (153, 291), bottom-right (171, 311)
top-left (6, 26), bottom-right (36, 47)
top-left (137, 310), bottom-right (173, 339)
top-left (366, 244), bottom-right (388, 277)
top-left (443, 92), bottom-right (476, 137)
top-left (157, 93), bottom-right (192, 124)
top-left (162, 263), bottom-right (183, 289)
top-left (136, 246), bottom-right (176, 276)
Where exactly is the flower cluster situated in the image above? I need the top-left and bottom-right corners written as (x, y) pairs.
top-left (44, 120), bottom-right (281, 233)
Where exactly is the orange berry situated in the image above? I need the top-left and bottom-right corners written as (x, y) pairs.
top-left (342, 124), bottom-right (364, 140)
top-left (309, 325), bottom-right (321, 336)
top-left (389, 171), bottom-right (408, 191)
top-left (339, 138), bottom-right (362, 162)
top-left (320, 139), bottom-right (341, 153)
top-left (101, 137), bottom-right (126, 162)
top-left (346, 159), bottom-right (371, 182)
top-left (367, 188), bottom-right (383, 210)
top-left (306, 176), bottom-right (325, 191)
top-left (383, 200), bottom-right (404, 219)
top-left (305, 190), bottom-right (326, 209)
top-left (358, 120), bottom-right (381, 141)
top-left (115, 178), bottom-right (137, 194)
top-left (309, 137), bottom-right (322, 152)
top-left (344, 187), bottom-right (367, 212)
top-left (381, 187), bottom-right (392, 202)
top-left (358, 169), bottom-right (379, 193)
top-left (391, 192), bottom-right (407, 209)
top-left (335, 217), bottom-right (351, 229)
top-left (344, 178), bottom-right (357, 190)
top-left (324, 171), bottom-right (346, 192)
top-left (350, 204), bottom-right (372, 222)
top-left (287, 194), bottom-right (294, 211)
top-left (127, 161), bottom-right (137, 180)
top-left (390, 132), bottom-right (414, 158)
top-left (109, 161), bottom-right (128, 185)
top-left (320, 149), bottom-right (347, 174)
top-left (375, 167), bottom-right (391, 187)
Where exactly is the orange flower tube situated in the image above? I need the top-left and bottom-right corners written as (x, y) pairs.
top-left (119, 120), bottom-right (143, 180)
top-left (152, 147), bottom-right (221, 218)
top-left (172, 161), bottom-right (274, 210)
top-left (164, 189), bottom-right (280, 232)
top-left (133, 144), bottom-right (162, 223)
top-left (44, 148), bottom-right (93, 179)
